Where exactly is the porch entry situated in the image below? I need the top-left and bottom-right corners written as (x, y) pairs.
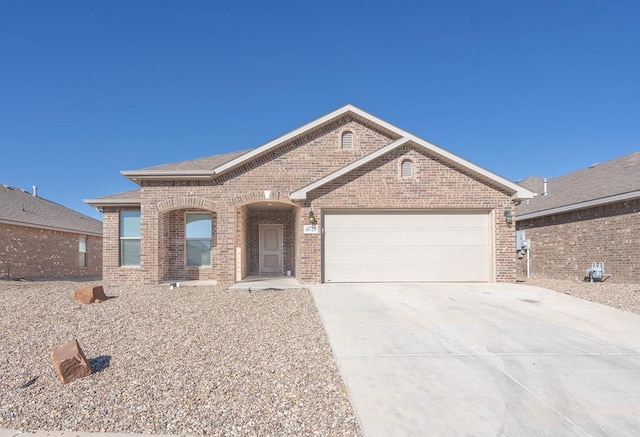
top-left (259, 224), bottom-right (283, 274)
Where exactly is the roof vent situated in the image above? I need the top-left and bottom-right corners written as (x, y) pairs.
top-left (32, 185), bottom-right (38, 197)
top-left (588, 163), bottom-right (599, 168)
top-left (542, 178), bottom-right (548, 196)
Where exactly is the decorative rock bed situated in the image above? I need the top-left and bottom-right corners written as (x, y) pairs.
top-left (0, 281), bottom-right (361, 436)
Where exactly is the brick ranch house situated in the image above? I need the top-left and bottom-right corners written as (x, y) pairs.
top-left (516, 152), bottom-right (640, 283)
top-left (1, 184), bottom-right (102, 279)
top-left (86, 105), bottom-right (533, 285)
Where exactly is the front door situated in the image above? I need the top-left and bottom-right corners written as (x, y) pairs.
top-left (259, 224), bottom-right (283, 274)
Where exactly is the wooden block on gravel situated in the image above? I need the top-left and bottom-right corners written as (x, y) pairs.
top-left (51, 339), bottom-right (93, 384)
top-left (74, 285), bottom-right (107, 304)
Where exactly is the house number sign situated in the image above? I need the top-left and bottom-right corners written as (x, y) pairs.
top-left (303, 224), bottom-right (319, 234)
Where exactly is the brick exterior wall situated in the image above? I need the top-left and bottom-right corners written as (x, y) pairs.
top-left (159, 209), bottom-right (218, 282)
top-left (516, 199), bottom-right (640, 283)
top-left (103, 206), bottom-right (144, 283)
top-left (236, 206), bottom-right (248, 281)
top-left (102, 116), bottom-right (516, 285)
top-left (297, 145), bottom-right (515, 283)
top-left (0, 223), bottom-right (101, 279)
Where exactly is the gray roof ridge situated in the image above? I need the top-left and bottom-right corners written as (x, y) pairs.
top-left (548, 150), bottom-right (639, 180)
top-left (1, 183), bottom-right (102, 235)
top-left (2, 184), bottom-right (100, 221)
top-left (516, 150), bottom-right (640, 217)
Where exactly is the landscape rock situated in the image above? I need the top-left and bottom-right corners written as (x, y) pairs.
top-left (74, 285), bottom-right (107, 304)
top-left (51, 339), bottom-right (93, 384)
top-left (1, 281), bottom-right (361, 435)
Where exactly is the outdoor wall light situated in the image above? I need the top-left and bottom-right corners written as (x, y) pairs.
top-left (308, 211), bottom-right (317, 224)
top-left (504, 209), bottom-right (513, 224)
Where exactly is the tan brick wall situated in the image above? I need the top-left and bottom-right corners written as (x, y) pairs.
top-left (236, 206), bottom-right (248, 281)
top-left (297, 145), bottom-right (515, 283)
top-left (0, 223), bottom-right (101, 279)
top-left (102, 116), bottom-right (516, 285)
top-left (159, 209), bottom-right (218, 282)
top-left (103, 206), bottom-right (144, 283)
top-left (516, 199), bottom-right (640, 283)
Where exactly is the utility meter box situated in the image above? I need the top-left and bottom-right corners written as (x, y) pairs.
top-left (516, 230), bottom-right (530, 250)
top-left (516, 231), bottom-right (528, 250)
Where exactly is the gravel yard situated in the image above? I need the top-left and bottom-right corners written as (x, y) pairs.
top-left (518, 277), bottom-right (640, 315)
top-left (0, 281), bottom-right (360, 436)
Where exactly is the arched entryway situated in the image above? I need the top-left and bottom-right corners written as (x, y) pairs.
top-left (235, 195), bottom-right (299, 281)
top-left (155, 197), bottom-right (218, 283)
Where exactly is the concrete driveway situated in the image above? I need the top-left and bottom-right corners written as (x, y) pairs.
top-left (310, 283), bottom-right (640, 437)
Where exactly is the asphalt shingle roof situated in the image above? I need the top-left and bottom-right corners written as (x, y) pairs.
top-left (89, 105), bottom-right (535, 204)
top-left (516, 152), bottom-right (640, 217)
top-left (142, 149), bottom-right (251, 171)
top-left (0, 185), bottom-right (102, 236)
top-left (94, 189), bottom-right (141, 202)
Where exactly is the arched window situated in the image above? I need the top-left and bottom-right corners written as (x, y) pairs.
top-left (401, 159), bottom-right (414, 178)
top-left (341, 131), bottom-right (353, 149)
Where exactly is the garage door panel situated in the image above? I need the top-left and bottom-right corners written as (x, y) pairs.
top-left (324, 212), bottom-right (491, 282)
top-left (463, 231), bottom-right (489, 245)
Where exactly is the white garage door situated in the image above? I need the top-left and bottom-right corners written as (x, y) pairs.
top-left (324, 212), bottom-right (492, 282)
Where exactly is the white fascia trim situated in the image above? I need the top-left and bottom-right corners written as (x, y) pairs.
top-left (83, 198), bottom-right (141, 207)
top-left (516, 190), bottom-right (640, 221)
top-left (212, 104), bottom-right (533, 200)
top-left (290, 137), bottom-right (411, 200)
top-left (0, 219), bottom-right (102, 237)
top-left (339, 106), bottom-right (534, 200)
top-left (120, 170), bottom-right (215, 182)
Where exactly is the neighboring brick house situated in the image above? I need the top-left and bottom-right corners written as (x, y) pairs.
top-left (86, 105), bottom-right (533, 285)
top-left (516, 152), bottom-right (640, 283)
top-left (0, 185), bottom-right (102, 279)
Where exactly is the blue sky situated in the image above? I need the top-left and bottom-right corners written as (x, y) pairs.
top-left (1, 1), bottom-right (638, 220)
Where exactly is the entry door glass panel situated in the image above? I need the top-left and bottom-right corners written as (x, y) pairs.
top-left (260, 225), bottom-right (283, 273)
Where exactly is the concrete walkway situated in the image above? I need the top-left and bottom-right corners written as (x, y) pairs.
top-left (229, 275), bottom-right (302, 290)
top-left (310, 282), bottom-right (640, 437)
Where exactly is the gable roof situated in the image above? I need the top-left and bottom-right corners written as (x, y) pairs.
top-left (84, 189), bottom-right (141, 209)
top-left (291, 137), bottom-right (411, 200)
top-left (116, 104), bottom-right (533, 201)
top-left (1, 184), bottom-right (102, 236)
top-left (122, 149), bottom-right (252, 180)
top-left (516, 152), bottom-right (640, 220)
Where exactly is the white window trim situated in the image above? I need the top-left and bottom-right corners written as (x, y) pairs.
top-left (79, 236), bottom-right (88, 268)
top-left (119, 210), bottom-right (141, 267)
top-left (185, 212), bottom-right (213, 267)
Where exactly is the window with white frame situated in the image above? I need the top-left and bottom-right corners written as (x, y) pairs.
top-left (341, 131), bottom-right (353, 149)
top-left (401, 159), bottom-right (414, 178)
top-left (79, 236), bottom-right (88, 267)
top-left (186, 213), bottom-right (212, 266)
top-left (120, 210), bottom-right (141, 266)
